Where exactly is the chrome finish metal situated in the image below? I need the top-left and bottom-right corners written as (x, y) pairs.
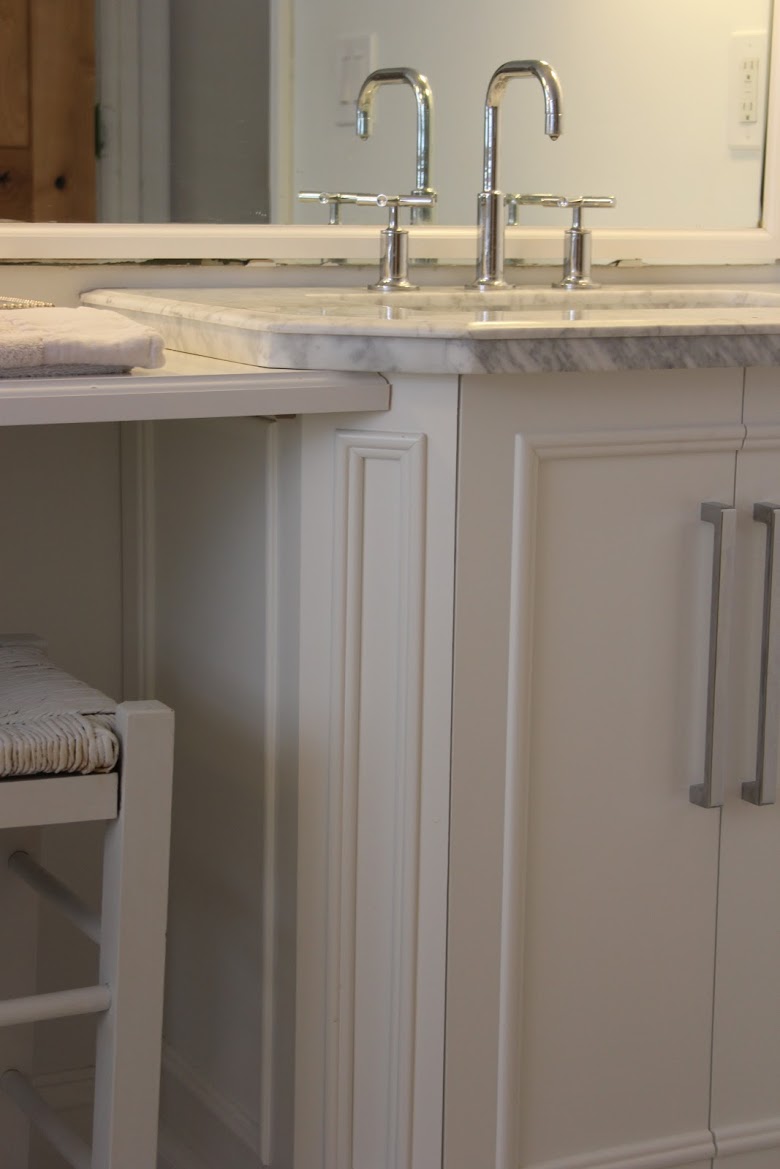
top-left (691, 503), bottom-right (737, 808)
top-left (742, 504), bottom-right (780, 806)
top-left (356, 67), bottom-right (436, 224)
top-left (299, 190), bottom-right (435, 289)
top-left (506, 193), bottom-right (615, 288)
top-left (298, 191), bottom-right (359, 223)
top-left (473, 60), bottom-right (563, 289)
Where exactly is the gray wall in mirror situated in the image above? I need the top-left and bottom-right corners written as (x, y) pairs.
top-left (167, 0), bottom-right (270, 223)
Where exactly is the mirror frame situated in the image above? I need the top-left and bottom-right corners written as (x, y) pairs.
top-left (1, 0), bottom-right (778, 266)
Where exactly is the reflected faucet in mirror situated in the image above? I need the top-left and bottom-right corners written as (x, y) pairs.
top-left (355, 67), bottom-right (436, 224)
top-left (474, 60), bottom-right (563, 289)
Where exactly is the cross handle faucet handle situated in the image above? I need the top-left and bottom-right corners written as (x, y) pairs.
top-left (298, 189), bottom-right (435, 227)
top-left (506, 192), bottom-right (615, 228)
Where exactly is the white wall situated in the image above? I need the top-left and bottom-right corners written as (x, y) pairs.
top-left (292, 0), bottom-right (771, 230)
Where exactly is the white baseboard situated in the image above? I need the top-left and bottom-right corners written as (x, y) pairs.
top-left (30, 1049), bottom-right (265, 1169)
top-left (160, 1044), bottom-right (265, 1169)
top-left (33, 1065), bottom-right (94, 1113)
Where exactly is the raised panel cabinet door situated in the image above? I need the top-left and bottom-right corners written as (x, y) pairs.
top-left (445, 370), bottom-right (745, 1169)
top-left (709, 368), bottom-right (780, 1169)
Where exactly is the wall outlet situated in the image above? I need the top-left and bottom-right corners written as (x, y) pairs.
top-left (729, 30), bottom-right (768, 150)
top-left (335, 34), bottom-right (377, 128)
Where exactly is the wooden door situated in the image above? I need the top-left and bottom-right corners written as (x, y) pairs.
top-left (0, 0), bottom-right (95, 221)
top-left (446, 368), bottom-right (745, 1169)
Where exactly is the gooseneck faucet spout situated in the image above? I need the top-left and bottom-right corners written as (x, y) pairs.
top-left (475, 60), bottom-right (563, 289)
top-left (356, 67), bottom-right (435, 224)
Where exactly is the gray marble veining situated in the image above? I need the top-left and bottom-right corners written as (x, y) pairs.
top-left (80, 285), bottom-right (780, 374)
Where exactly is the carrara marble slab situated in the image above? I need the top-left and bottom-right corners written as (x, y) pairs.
top-left (81, 285), bottom-right (780, 374)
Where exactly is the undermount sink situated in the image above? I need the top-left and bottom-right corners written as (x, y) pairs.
top-left (291, 285), bottom-right (780, 325)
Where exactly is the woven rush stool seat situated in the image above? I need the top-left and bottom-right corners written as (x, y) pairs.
top-left (0, 635), bottom-right (174, 1169)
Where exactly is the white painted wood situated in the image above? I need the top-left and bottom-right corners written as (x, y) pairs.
top-left (445, 369), bottom-right (745, 1169)
top-left (709, 369), bottom-right (780, 1169)
top-left (0, 221), bottom-right (776, 267)
top-left (296, 376), bottom-right (457, 1169)
top-left (325, 429), bottom-right (427, 1169)
top-left (0, 775), bottom-right (118, 829)
top-left (120, 421), bottom-right (157, 700)
top-left (149, 416), bottom-right (287, 1164)
top-left (0, 986), bottom-right (111, 1028)
top-left (260, 419), bottom-right (280, 1167)
top-left (97, 0), bottom-right (171, 222)
top-left (92, 700), bottom-right (174, 1169)
top-left (1, 1068), bottom-right (91, 1169)
top-left (160, 1044), bottom-right (262, 1165)
top-left (0, 828), bottom-right (39, 1169)
top-left (0, 363), bottom-right (389, 427)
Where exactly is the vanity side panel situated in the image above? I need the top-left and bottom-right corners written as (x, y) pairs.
top-left (149, 416), bottom-right (289, 1169)
top-left (296, 375), bottom-right (457, 1169)
top-left (446, 369), bottom-right (743, 1169)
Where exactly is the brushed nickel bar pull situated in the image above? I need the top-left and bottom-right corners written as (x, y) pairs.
top-left (691, 503), bottom-right (737, 808)
top-left (742, 504), bottom-right (780, 806)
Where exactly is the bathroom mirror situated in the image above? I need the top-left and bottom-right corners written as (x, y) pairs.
top-left (0, 0), bottom-right (777, 264)
top-left (42, 0), bottom-right (776, 230)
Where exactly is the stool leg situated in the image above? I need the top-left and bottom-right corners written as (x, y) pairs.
top-left (91, 702), bottom-right (174, 1169)
top-left (0, 829), bottom-right (40, 1169)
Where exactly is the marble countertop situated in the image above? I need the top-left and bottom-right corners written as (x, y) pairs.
top-left (81, 285), bottom-right (780, 374)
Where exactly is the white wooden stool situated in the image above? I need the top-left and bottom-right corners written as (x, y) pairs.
top-left (0, 636), bottom-right (174, 1169)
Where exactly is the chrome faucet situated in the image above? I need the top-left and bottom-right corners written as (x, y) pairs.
top-left (356, 67), bottom-right (435, 224)
top-left (474, 60), bottom-right (563, 288)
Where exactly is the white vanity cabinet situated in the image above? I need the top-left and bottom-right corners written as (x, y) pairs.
top-left (294, 362), bottom-right (780, 1169)
top-left (443, 366), bottom-right (780, 1169)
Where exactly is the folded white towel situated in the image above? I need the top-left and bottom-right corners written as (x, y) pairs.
top-left (0, 306), bottom-right (164, 376)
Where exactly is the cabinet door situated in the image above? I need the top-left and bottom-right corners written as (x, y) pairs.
top-left (710, 368), bottom-right (780, 1169)
top-left (446, 370), bottom-right (745, 1169)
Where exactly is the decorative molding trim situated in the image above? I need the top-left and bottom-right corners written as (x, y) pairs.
top-left (260, 421), bottom-right (280, 1166)
top-left (530, 425), bottom-right (746, 462)
top-left (522, 1130), bottom-right (716, 1169)
top-left (161, 1044), bottom-right (263, 1165)
top-left (119, 421), bottom-right (157, 701)
top-left (325, 429), bottom-right (427, 1169)
top-left (494, 434), bottom-right (538, 1169)
top-left (743, 424), bottom-right (780, 451)
top-left (714, 1117), bottom-right (780, 1158)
